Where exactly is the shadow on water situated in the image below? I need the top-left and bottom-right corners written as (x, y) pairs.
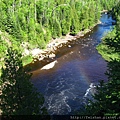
top-left (31, 14), bottom-right (115, 115)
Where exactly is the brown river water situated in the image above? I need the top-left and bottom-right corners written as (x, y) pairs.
top-left (30, 14), bottom-right (115, 115)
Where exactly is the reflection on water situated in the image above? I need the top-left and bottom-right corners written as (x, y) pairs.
top-left (31, 14), bottom-right (115, 115)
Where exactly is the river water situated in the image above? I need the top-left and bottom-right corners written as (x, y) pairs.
top-left (31, 14), bottom-right (115, 115)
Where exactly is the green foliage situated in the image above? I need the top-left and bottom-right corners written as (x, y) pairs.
top-left (0, 0), bottom-right (119, 66)
top-left (22, 55), bottom-right (33, 66)
top-left (97, 14), bottom-right (120, 61)
top-left (70, 6), bottom-right (80, 35)
top-left (60, 7), bottom-right (71, 35)
top-left (51, 18), bottom-right (62, 38)
top-left (97, 28), bottom-right (120, 61)
top-left (0, 48), bottom-right (47, 115)
top-left (0, 36), bottom-right (8, 59)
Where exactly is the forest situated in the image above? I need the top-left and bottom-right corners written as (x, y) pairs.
top-left (0, 0), bottom-right (120, 117)
top-left (0, 0), bottom-right (118, 67)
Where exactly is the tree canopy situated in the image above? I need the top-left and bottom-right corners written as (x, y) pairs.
top-left (0, 48), bottom-right (47, 115)
top-left (0, 0), bottom-right (119, 66)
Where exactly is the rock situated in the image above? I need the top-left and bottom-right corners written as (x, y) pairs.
top-left (38, 57), bottom-right (44, 61)
top-left (41, 60), bottom-right (57, 70)
top-left (22, 49), bottom-right (30, 56)
top-left (47, 44), bottom-right (52, 48)
top-left (31, 48), bottom-right (44, 57)
top-left (49, 53), bottom-right (56, 58)
top-left (68, 45), bottom-right (71, 48)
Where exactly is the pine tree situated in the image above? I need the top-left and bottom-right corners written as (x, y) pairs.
top-left (0, 47), bottom-right (47, 115)
top-left (70, 6), bottom-right (79, 35)
top-left (60, 6), bottom-right (71, 35)
top-left (51, 18), bottom-right (62, 38)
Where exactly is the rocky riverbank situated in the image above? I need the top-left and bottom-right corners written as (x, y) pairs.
top-left (24, 11), bottom-right (107, 66)
top-left (24, 25), bottom-right (99, 72)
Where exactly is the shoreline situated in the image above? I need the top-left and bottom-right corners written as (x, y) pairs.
top-left (29, 11), bottom-right (109, 65)
top-left (34, 25), bottom-right (99, 59)
top-left (24, 22), bottom-right (101, 72)
top-left (0, 20), bottom-right (100, 74)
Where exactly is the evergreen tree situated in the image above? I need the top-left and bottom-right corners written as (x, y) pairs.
top-left (60, 6), bottom-right (71, 35)
top-left (70, 6), bottom-right (79, 35)
top-left (51, 18), bottom-right (62, 38)
top-left (0, 48), bottom-right (47, 115)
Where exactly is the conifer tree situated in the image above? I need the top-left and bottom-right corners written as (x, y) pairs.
top-left (70, 6), bottom-right (79, 35)
top-left (61, 6), bottom-right (71, 35)
top-left (51, 18), bottom-right (62, 38)
top-left (0, 47), bottom-right (47, 115)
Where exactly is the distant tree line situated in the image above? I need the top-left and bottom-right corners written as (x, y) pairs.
top-left (0, 0), bottom-right (119, 60)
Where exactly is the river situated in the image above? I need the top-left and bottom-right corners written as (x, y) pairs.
top-left (31, 14), bottom-right (115, 115)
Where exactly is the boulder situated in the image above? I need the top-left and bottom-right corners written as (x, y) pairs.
top-left (49, 53), bottom-right (56, 58)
